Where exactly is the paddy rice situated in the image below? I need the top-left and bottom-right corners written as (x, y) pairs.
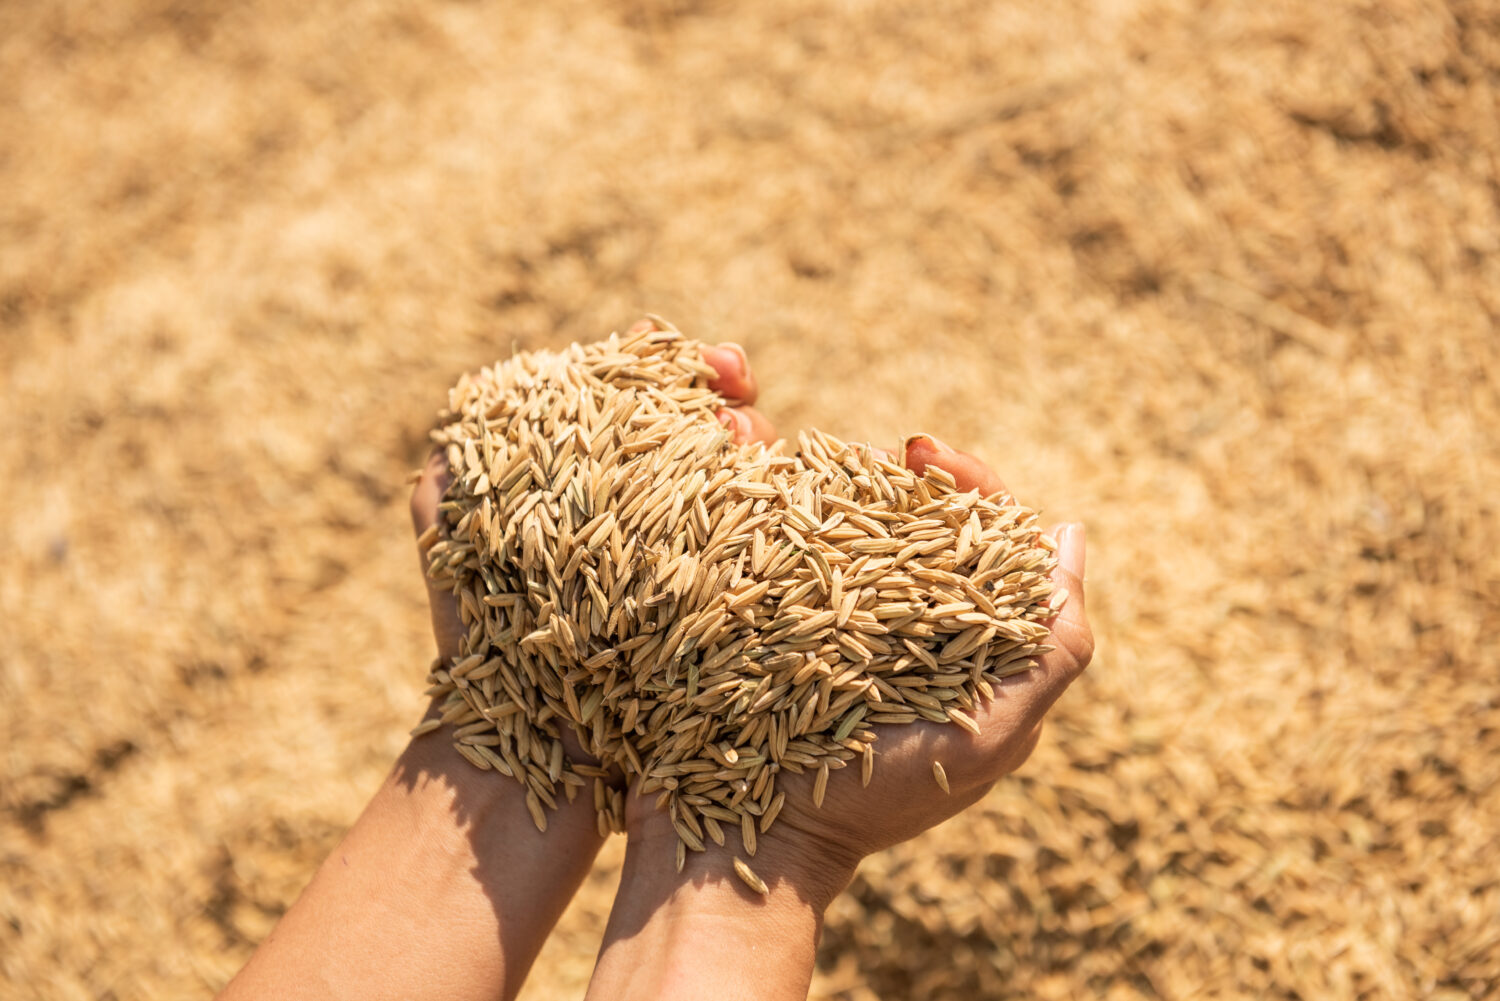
top-left (421, 319), bottom-right (1062, 861)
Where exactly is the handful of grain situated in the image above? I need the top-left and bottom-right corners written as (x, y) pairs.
top-left (418, 319), bottom-right (1061, 875)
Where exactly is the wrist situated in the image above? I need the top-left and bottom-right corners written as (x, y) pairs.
top-left (221, 719), bottom-right (606, 1001)
top-left (394, 722), bottom-right (606, 860)
top-left (586, 816), bottom-right (859, 1001)
top-left (389, 723), bottom-right (608, 999)
top-left (628, 801), bottom-right (861, 911)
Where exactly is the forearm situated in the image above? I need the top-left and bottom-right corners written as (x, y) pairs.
top-left (219, 728), bottom-right (604, 1001)
top-left (587, 831), bottom-right (855, 1001)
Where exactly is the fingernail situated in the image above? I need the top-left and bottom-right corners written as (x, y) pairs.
top-left (720, 342), bottom-right (749, 378)
top-left (718, 409), bottom-right (750, 436)
top-left (906, 433), bottom-right (952, 453)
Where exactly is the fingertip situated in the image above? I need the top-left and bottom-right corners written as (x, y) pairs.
top-left (906, 436), bottom-right (1007, 497)
top-left (718, 405), bottom-right (776, 446)
top-left (903, 434), bottom-right (946, 474)
top-left (410, 450), bottom-right (449, 533)
top-left (1059, 522), bottom-right (1086, 580)
top-left (1046, 524), bottom-right (1086, 606)
top-left (718, 342), bottom-right (750, 375)
top-left (701, 343), bottom-right (757, 405)
top-left (717, 407), bottom-right (750, 441)
top-left (1046, 522), bottom-right (1092, 669)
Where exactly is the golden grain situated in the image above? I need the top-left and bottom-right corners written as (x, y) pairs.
top-left (733, 856), bottom-right (770, 896)
top-left (947, 708), bottom-right (981, 737)
top-left (525, 789), bottom-right (548, 832)
top-left (425, 324), bottom-right (1059, 869)
top-left (813, 762), bottom-right (830, 808)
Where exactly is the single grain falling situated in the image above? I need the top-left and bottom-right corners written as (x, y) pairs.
top-left (422, 318), bottom-right (1061, 865)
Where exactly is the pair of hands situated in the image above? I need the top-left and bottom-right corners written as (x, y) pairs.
top-left (220, 326), bottom-right (1091, 1001)
top-left (407, 325), bottom-right (1094, 998)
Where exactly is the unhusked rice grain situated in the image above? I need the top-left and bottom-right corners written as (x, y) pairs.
top-left (422, 318), bottom-right (1061, 863)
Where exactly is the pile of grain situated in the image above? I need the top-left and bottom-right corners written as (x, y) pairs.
top-left (420, 320), bottom-right (1062, 866)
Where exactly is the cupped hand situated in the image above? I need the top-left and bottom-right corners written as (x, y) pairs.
top-left (624, 436), bottom-right (1094, 905)
top-left (409, 317), bottom-right (776, 665)
top-left (410, 324), bottom-right (1095, 902)
top-left (406, 318), bottom-right (778, 767)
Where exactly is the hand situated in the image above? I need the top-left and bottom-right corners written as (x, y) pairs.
top-left (218, 320), bottom-right (771, 1001)
top-left (407, 317), bottom-right (774, 756)
top-left (625, 436), bottom-right (1091, 894)
top-left (758, 439), bottom-right (1091, 870)
top-left (408, 330), bottom-right (770, 664)
top-left (586, 403), bottom-right (1094, 1001)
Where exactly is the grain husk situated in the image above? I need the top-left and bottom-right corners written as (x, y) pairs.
top-left (422, 322), bottom-right (1060, 861)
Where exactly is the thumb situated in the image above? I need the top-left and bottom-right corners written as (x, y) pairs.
top-left (410, 450), bottom-right (465, 663)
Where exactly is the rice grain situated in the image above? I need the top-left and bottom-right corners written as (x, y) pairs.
top-left (733, 857), bottom-right (769, 896)
top-left (423, 320), bottom-right (1061, 869)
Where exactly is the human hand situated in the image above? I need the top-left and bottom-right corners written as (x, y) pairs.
top-left (409, 317), bottom-right (774, 672)
top-left (219, 321), bottom-right (775, 1001)
top-left (587, 400), bottom-right (1093, 1001)
top-left (620, 436), bottom-right (1091, 898)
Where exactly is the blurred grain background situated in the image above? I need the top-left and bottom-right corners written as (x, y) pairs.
top-left (2, 0), bottom-right (1498, 998)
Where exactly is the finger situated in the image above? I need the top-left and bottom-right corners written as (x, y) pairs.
top-left (1046, 522), bottom-right (1088, 641)
top-left (410, 449), bottom-right (450, 539)
top-left (999, 522), bottom-right (1092, 705)
top-left (968, 524), bottom-right (1090, 760)
top-left (904, 435), bottom-right (1009, 499)
top-left (700, 342), bottom-right (758, 405)
top-left (410, 450), bottom-right (465, 662)
top-left (717, 405), bottom-right (777, 446)
top-left (1040, 521), bottom-right (1094, 679)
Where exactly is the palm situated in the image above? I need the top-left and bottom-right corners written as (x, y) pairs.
top-left (415, 330), bottom-right (1093, 878)
top-left (751, 598), bottom-right (1089, 862)
top-left (623, 434), bottom-right (1092, 879)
